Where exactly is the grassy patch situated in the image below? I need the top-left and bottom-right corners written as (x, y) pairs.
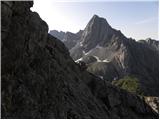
top-left (112, 75), bottom-right (142, 95)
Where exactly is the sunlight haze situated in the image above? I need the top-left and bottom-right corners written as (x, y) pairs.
top-left (31, 0), bottom-right (159, 40)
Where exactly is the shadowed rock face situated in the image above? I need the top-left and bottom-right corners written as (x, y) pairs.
top-left (1, 1), bottom-right (158, 119)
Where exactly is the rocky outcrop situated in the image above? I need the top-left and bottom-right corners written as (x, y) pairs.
top-left (1, 1), bottom-right (158, 119)
top-left (144, 97), bottom-right (159, 113)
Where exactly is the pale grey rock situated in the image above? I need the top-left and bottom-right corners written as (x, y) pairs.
top-left (144, 97), bottom-right (159, 113)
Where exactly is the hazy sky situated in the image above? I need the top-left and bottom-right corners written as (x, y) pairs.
top-left (31, 0), bottom-right (159, 40)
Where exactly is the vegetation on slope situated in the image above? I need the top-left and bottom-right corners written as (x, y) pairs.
top-left (112, 75), bottom-right (142, 95)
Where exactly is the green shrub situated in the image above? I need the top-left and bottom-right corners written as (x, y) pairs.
top-left (112, 75), bottom-right (142, 95)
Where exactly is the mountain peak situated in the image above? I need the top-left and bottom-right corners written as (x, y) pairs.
top-left (90, 14), bottom-right (109, 26)
top-left (92, 14), bottom-right (100, 19)
top-left (80, 15), bottom-right (113, 51)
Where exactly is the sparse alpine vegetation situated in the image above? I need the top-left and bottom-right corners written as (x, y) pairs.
top-left (112, 75), bottom-right (142, 95)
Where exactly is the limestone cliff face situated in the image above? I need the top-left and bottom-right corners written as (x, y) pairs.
top-left (1, 1), bottom-right (158, 118)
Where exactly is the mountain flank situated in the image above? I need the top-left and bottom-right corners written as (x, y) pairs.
top-left (50, 15), bottom-right (159, 97)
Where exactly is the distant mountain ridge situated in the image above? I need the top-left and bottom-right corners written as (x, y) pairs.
top-left (49, 30), bottom-right (83, 49)
top-left (49, 15), bottom-right (159, 96)
top-left (49, 30), bottom-right (65, 40)
top-left (138, 38), bottom-right (159, 51)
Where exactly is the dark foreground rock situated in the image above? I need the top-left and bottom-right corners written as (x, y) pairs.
top-left (1, 1), bottom-right (158, 118)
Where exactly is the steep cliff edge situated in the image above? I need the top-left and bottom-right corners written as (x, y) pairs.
top-left (1, 1), bottom-right (158, 118)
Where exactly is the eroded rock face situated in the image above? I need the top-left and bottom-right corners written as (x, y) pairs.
top-left (1, 1), bottom-right (158, 119)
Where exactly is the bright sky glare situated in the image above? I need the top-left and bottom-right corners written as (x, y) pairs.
top-left (31, 0), bottom-right (159, 40)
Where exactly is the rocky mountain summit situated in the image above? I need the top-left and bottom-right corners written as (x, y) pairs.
top-left (50, 15), bottom-right (159, 97)
top-left (1, 1), bottom-right (158, 118)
